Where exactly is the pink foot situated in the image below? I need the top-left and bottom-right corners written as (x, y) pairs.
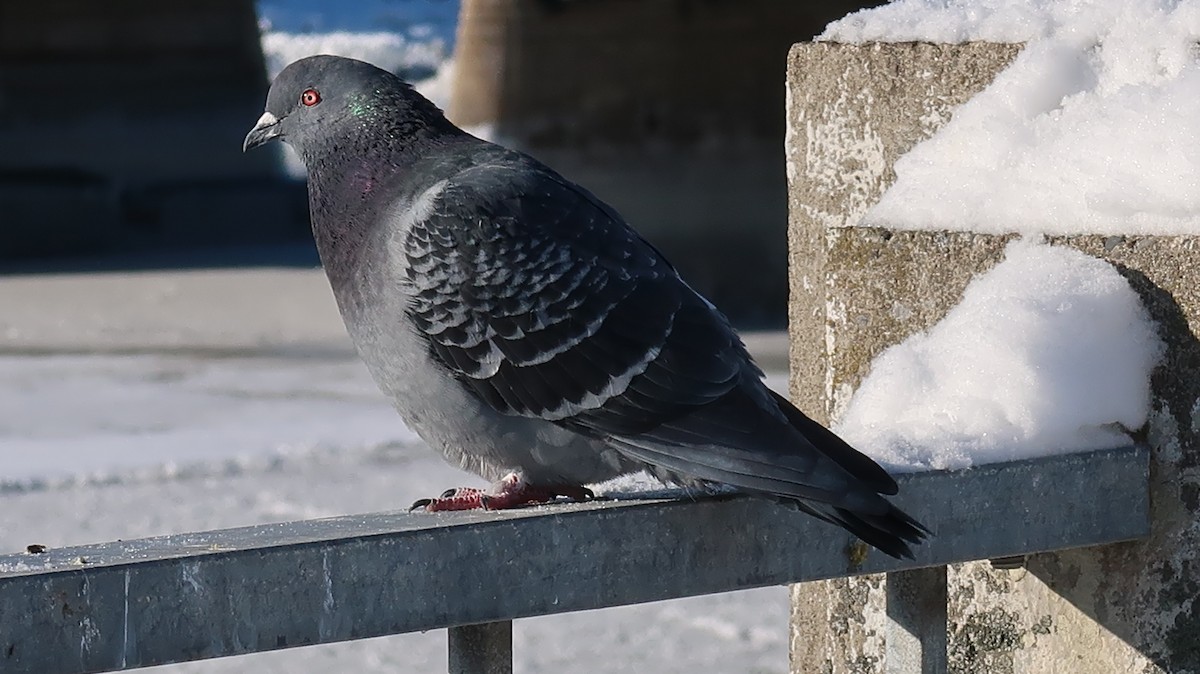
top-left (411, 473), bottom-right (594, 512)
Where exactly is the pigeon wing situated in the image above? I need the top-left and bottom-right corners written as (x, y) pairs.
top-left (402, 161), bottom-right (745, 431)
top-left (400, 160), bottom-right (924, 556)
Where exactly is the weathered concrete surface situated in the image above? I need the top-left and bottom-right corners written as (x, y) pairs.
top-left (785, 44), bottom-right (1021, 673)
top-left (783, 41), bottom-right (1023, 423)
top-left (786, 42), bottom-right (1200, 674)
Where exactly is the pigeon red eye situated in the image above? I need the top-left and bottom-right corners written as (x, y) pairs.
top-left (301, 88), bottom-right (321, 106)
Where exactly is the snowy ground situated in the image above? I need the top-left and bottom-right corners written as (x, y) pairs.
top-left (0, 343), bottom-right (790, 673)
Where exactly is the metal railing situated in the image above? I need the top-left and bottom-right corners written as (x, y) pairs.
top-left (0, 446), bottom-right (1149, 674)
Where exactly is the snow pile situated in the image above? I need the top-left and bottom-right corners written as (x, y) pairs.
top-left (835, 240), bottom-right (1162, 470)
top-left (260, 32), bottom-right (449, 95)
top-left (821, 0), bottom-right (1200, 235)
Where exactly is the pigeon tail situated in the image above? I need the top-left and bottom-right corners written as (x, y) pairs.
top-left (606, 383), bottom-right (929, 559)
top-left (794, 500), bottom-right (929, 560)
top-left (770, 388), bottom-right (930, 559)
top-left (767, 390), bottom-right (898, 495)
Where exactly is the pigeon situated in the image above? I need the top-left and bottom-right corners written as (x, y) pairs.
top-left (244, 55), bottom-right (928, 558)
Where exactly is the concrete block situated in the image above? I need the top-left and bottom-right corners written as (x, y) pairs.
top-left (532, 142), bottom-right (789, 324)
top-left (0, 170), bottom-right (122, 258)
top-left (0, 0), bottom-right (295, 260)
top-left (124, 178), bottom-right (310, 247)
top-left (0, 0), bottom-right (277, 187)
top-left (452, 0), bottom-right (883, 142)
top-left (786, 41), bottom-right (1200, 673)
top-left (450, 0), bottom-right (888, 324)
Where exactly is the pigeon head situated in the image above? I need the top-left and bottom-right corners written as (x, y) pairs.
top-left (243, 55), bottom-right (452, 164)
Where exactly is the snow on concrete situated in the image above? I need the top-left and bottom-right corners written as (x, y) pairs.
top-left (835, 239), bottom-right (1162, 470)
top-left (823, 0), bottom-right (1110, 43)
top-left (821, 0), bottom-right (1200, 235)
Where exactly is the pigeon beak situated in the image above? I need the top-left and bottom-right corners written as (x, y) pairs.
top-left (243, 111), bottom-right (283, 152)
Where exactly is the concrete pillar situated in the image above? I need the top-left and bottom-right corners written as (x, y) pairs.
top-left (0, 0), bottom-right (276, 185)
top-left (0, 0), bottom-right (296, 258)
top-left (451, 0), bottom-right (886, 324)
top-left (786, 42), bottom-right (1200, 673)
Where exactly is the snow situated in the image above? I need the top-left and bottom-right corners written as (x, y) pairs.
top-left (260, 31), bottom-right (450, 94)
top-left (255, 0), bottom-right (458, 106)
top-left (0, 355), bottom-right (418, 487)
top-left (835, 239), bottom-right (1162, 471)
top-left (821, 0), bottom-right (1200, 235)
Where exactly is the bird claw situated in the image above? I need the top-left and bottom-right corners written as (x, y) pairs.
top-left (556, 485), bottom-right (595, 501)
top-left (411, 474), bottom-right (594, 512)
top-left (410, 486), bottom-right (487, 512)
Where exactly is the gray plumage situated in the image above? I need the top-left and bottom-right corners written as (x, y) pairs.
top-left (244, 55), bottom-right (927, 558)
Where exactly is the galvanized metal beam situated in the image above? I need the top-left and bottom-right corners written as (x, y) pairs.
top-left (0, 446), bottom-right (1148, 674)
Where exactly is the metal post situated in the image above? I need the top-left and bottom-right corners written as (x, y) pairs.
top-left (448, 621), bottom-right (513, 674)
top-left (885, 566), bottom-right (948, 674)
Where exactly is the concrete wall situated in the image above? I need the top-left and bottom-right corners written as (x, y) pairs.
top-left (0, 0), bottom-right (274, 184)
top-left (453, 0), bottom-right (885, 325)
top-left (786, 42), bottom-right (1200, 673)
top-left (0, 0), bottom-right (300, 259)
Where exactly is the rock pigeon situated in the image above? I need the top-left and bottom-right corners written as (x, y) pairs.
top-left (244, 55), bottom-right (928, 558)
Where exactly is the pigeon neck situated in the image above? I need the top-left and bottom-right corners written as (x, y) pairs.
top-left (306, 124), bottom-right (456, 205)
top-left (304, 133), bottom-right (454, 291)
top-left (305, 147), bottom-right (400, 280)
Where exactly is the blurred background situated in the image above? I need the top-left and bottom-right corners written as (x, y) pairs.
top-left (0, 2), bottom-right (881, 672)
top-left (0, 0), bottom-right (883, 325)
